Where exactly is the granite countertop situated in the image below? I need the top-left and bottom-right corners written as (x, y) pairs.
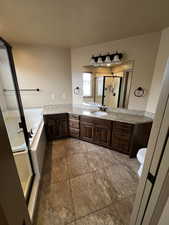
top-left (43, 104), bottom-right (153, 125)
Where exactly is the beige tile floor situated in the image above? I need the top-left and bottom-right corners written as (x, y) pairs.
top-left (34, 138), bottom-right (139, 225)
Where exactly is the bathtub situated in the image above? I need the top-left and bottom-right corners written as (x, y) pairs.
top-left (14, 150), bottom-right (33, 199)
top-left (3, 108), bottom-right (47, 217)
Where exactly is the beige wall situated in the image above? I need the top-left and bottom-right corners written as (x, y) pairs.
top-left (0, 48), bottom-right (14, 111)
top-left (0, 78), bottom-right (7, 111)
top-left (146, 27), bottom-right (169, 113)
top-left (10, 44), bottom-right (72, 109)
top-left (71, 32), bottom-right (160, 111)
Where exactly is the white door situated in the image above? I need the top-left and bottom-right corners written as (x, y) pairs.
top-left (130, 59), bottom-right (169, 225)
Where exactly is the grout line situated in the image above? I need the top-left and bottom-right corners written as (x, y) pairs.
top-left (35, 139), bottom-right (138, 225)
top-left (67, 202), bottom-right (114, 224)
top-left (45, 140), bottom-right (139, 185)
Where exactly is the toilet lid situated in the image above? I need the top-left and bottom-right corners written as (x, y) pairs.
top-left (137, 148), bottom-right (147, 164)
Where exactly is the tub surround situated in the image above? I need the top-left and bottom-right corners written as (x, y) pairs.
top-left (43, 104), bottom-right (152, 157)
top-left (43, 104), bottom-right (153, 125)
top-left (14, 150), bottom-right (32, 199)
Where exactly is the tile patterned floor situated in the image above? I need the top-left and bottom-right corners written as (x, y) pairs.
top-left (34, 138), bottom-right (139, 225)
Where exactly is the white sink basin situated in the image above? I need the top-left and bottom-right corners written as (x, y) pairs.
top-left (92, 111), bottom-right (108, 116)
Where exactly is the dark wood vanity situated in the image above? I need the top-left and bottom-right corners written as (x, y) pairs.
top-left (44, 112), bottom-right (152, 158)
top-left (44, 113), bottom-right (69, 140)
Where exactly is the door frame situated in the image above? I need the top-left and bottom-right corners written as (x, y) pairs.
top-left (130, 58), bottom-right (169, 225)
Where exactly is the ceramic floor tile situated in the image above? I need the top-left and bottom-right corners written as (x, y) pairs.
top-left (98, 150), bottom-right (119, 168)
top-left (66, 138), bottom-right (81, 144)
top-left (125, 158), bottom-right (140, 175)
top-left (67, 153), bottom-right (90, 178)
top-left (87, 149), bottom-right (119, 171)
top-left (52, 143), bottom-right (67, 160)
top-left (70, 173), bottom-right (97, 219)
top-left (36, 180), bottom-right (75, 225)
top-left (114, 198), bottom-right (134, 225)
top-left (66, 142), bottom-right (88, 155)
top-left (76, 206), bottom-right (123, 225)
top-left (71, 172), bottom-right (113, 219)
top-left (105, 165), bottom-right (138, 199)
top-left (87, 151), bottom-right (103, 171)
top-left (128, 193), bottom-right (137, 205)
top-left (43, 157), bottom-right (69, 183)
top-left (112, 151), bottom-right (130, 164)
top-left (92, 169), bottom-right (118, 203)
top-left (35, 138), bottom-right (139, 225)
top-left (53, 138), bottom-right (70, 146)
top-left (84, 142), bottom-right (102, 152)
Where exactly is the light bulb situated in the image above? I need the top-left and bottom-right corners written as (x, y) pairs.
top-left (105, 55), bottom-right (111, 64)
top-left (97, 56), bottom-right (103, 64)
top-left (90, 57), bottom-right (95, 66)
top-left (113, 54), bottom-right (121, 64)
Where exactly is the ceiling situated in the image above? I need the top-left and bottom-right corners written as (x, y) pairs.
top-left (0, 0), bottom-right (169, 48)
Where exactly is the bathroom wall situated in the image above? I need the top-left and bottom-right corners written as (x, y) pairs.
top-left (146, 26), bottom-right (169, 113)
top-left (0, 78), bottom-right (7, 111)
top-left (0, 48), bottom-right (18, 111)
top-left (71, 32), bottom-right (160, 111)
top-left (7, 44), bottom-right (72, 109)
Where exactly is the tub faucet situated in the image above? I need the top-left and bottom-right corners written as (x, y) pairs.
top-left (28, 129), bottom-right (33, 138)
top-left (17, 128), bottom-right (23, 134)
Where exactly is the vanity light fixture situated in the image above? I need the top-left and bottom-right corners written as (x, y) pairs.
top-left (89, 51), bottom-right (123, 67)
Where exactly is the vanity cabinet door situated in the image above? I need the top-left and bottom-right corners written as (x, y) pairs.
top-left (111, 121), bottom-right (133, 154)
top-left (93, 118), bottom-right (112, 147)
top-left (59, 118), bottom-right (69, 137)
top-left (44, 117), bottom-right (58, 140)
top-left (44, 114), bottom-right (69, 140)
top-left (80, 122), bottom-right (94, 142)
top-left (93, 125), bottom-right (111, 147)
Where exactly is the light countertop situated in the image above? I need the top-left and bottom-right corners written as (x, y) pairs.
top-left (43, 104), bottom-right (153, 125)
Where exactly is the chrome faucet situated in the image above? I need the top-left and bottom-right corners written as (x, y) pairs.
top-left (98, 105), bottom-right (107, 112)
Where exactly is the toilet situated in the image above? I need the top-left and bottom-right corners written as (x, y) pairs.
top-left (137, 148), bottom-right (147, 177)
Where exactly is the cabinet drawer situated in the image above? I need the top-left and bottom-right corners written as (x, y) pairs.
top-left (69, 114), bottom-right (79, 120)
top-left (80, 116), bottom-right (94, 124)
top-left (113, 121), bottom-right (133, 134)
top-left (94, 118), bottom-right (112, 128)
top-left (69, 119), bottom-right (79, 129)
top-left (113, 131), bottom-right (131, 140)
top-left (69, 128), bottom-right (79, 138)
top-left (111, 137), bottom-right (130, 153)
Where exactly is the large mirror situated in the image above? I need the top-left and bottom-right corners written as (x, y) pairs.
top-left (82, 61), bottom-right (133, 108)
